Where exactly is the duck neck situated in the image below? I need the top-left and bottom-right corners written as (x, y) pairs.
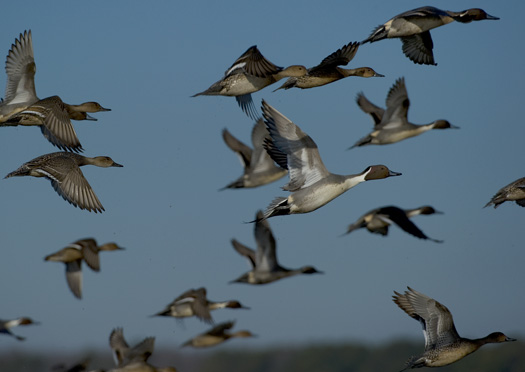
top-left (342, 172), bottom-right (367, 190)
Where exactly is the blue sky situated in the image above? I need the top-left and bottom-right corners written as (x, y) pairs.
top-left (1, 0), bottom-right (523, 361)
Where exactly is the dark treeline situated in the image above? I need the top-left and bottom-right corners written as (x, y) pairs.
top-left (2, 338), bottom-right (524, 372)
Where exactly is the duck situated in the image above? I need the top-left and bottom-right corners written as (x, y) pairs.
top-left (192, 45), bottom-right (307, 120)
top-left (181, 321), bottom-right (254, 348)
top-left (350, 77), bottom-right (457, 148)
top-left (484, 177), bottom-right (525, 209)
top-left (344, 205), bottom-right (443, 242)
top-left (107, 328), bottom-right (178, 371)
top-left (110, 328), bottom-right (155, 367)
top-left (0, 30), bottom-right (38, 122)
top-left (221, 118), bottom-right (287, 189)
top-left (258, 100), bottom-right (401, 220)
top-left (0, 317), bottom-right (39, 341)
top-left (362, 6), bottom-right (499, 65)
top-left (153, 287), bottom-right (249, 323)
top-left (231, 210), bottom-right (322, 285)
top-left (1, 96), bottom-right (110, 152)
top-left (274, 41), bottom-right (383, 91)
top-left (44, 239), bottom-right (124, 299)
top-left (67, 238), bottom-right (124, 272)
top-left (393, 287), bottom-right (516, 370)
top-left (5, 152), bottom-right (123, 213)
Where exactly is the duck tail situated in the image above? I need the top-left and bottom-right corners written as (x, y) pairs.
top-left (263, 197), bottom-right (290, 220)
top-left (4, 166), bottom-right (29, 179)
top-left (362, 25), bottom-right (387, 44)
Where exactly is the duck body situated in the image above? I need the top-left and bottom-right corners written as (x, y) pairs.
top-left (153, 287), bottom-right (248, 323)
top-left (485, 177), bottom-right (525, 208)
top-left (181, 321), bottom-right (254, 348)
top-left (363, 6), bottom-right (499, 65)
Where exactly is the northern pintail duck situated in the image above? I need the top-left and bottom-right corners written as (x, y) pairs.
top-left (192, 45), bottom-right (307, 120)
top-left (110, 328), bottom-right (155, 367)
top-left (108, 328), bottom-right (177, 371)
top-left (393, 287), bottom-right (516, 369)
top-left (221, 118), bottom-right (287, 189)
top-left (181, 321), bottom-right (255, 348)
top-left (484, 177), bottom-right (525, 209)
top-left (154, 287), bottom-right (248, 323)
top-left (350, 77), bottom-right (457, 148)
top-left (258, 100), bottom-right (401, 220)
top-left (231, 210), bottom-right (322, 285)
top-left (0, 317), bottom-right (39, 341)
top-left (0, 30), bottom-right (38, 122)
top-left (274, 42), bottom-right (383, 91)
top-left (1, 96), bottom-right (110, 152)
top-left (5, 152), bottom-right (123, 213)
top-left (45, 239), bottom-right (123, 299)
top-left (70, 238), bottom-right (125, 272)
top-left (344, 205), bottom-right (443, 242)
top-left (362, 6), bottom-right (499, 65)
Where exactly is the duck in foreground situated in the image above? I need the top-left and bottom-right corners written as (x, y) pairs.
top-left (153, 287), bottom-right (249, 323)
top-left (192, 45), bottom-right (307, 120)
top-left (393, 287), bottom-right (515, 370)
top-left (232, 210), bottom-right (322, 285)
top-left (221, 118), bottom-right (287, 189)
top-left (350, 77), bottom-right (457, 148)
top-left (484, 177), bottom-right (525, 209)
top-left (5, 152), bottom-right (123, 213)
top-left (181, 321), bottom-right (255, 348)
top-left (0, 30), bottom-right (38, 122)
top-left (258, 100), bottom-right (401, 220)
top-left (362, 6), bottom-right (499, 65)
top-left (45, 238), bottom-right (124, 299)
top-left (344, 205), bottom-right (443, 242)
top-left (274, 41), bottom-right (383, 91)
top-left (0, 317), bottom-right (39, 341)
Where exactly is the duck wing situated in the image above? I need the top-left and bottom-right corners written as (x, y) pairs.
top-left (393, 287), bottom-right (460, 351)
top-left (254, 210), bottom-right (279, 271)
top-left (309, 42), bottom-right (359, 74)
top-left (356, 92), bottom-right (384, 127)
top-left (225, 45), bottom-right (282, 78)
top-left (4, 30), bottom-right (37, 105)
top-left (231, 239), bottom-right (256, 268)
top-left (380, 77), bottom-right (410, 129)
top-left (262, 100), bottom-right (330, 192)
top-left (401, 32), bottom-right (436, 66)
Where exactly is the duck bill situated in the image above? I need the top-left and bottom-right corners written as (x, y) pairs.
top-left (111, 162), bottom-right (124, 167)
top-left (485, 14), bottom-right (500, 20)
top-left (388, 170), bottom-right (402, 177)
top-left (374, 72), bottom-right (385, 77)
top-left (505, 336), bottom-right (517, 342)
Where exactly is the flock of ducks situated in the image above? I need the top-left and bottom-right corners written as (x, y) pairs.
top-left (0, 30), bottom-right (121, 213)
top-left (3, 4), bottom-right (522, 372)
